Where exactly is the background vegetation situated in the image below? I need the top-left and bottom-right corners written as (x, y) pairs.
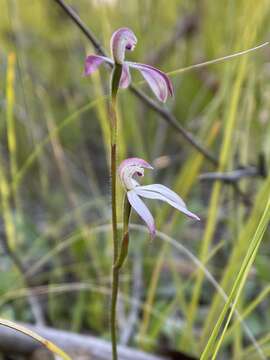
top-left (0, 0), bottom-right (269, 359)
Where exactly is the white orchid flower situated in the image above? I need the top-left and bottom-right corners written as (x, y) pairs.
top-left (119, 157), bottom-right (200, 238)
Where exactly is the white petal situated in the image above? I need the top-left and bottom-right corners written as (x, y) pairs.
top-left (127, 190), bottom-right (156, 237)
top-left (138, 184), bottom-right (186, 208)
top-left (135, 187), bottom-right (200, 221)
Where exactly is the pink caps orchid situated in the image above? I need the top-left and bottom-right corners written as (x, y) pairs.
top-left (119, 157), bottom-right (200, 238)
top-left (84, 27), bottom-right (174, 102)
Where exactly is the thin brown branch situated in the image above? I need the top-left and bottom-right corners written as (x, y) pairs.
top-left (199, 166), bottom-right (259, 182)
top-left (53, 0), bottom-right (106, 56)
top-left (129, 86), bottom-right (218, 164)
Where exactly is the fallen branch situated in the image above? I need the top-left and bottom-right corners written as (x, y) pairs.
top-left (0, 323), bottom-right (167, 360)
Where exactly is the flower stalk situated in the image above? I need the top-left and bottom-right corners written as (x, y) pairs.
top-left (110, 63), bottom-right (122, 261)
top-left (111, 194), bottom-right (131, 360)
top-left (84, 27), bottom-right (176, 360)
top-left (110, 62), bottom-right (123, 360)
top-left (115, 195), bottom-right (131, 270)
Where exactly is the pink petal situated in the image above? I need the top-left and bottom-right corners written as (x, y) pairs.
top-left (110, 28), bottom-right (137, 64)
top-left (135, 186), bottom-right (200, 221)
top-left (129, 62), bottom-right (174, 102)
top-left (119, 63), bottom-right (131, 89)
top-left (127, 190), bottom-right (156, 238)
top-left (84, 55), bottom-right (112, 76)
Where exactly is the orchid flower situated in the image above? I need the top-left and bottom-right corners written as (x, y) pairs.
top-left (119, 157), bottom-right (200, 238)
top-left (84, 27), bottom-right (174, 102)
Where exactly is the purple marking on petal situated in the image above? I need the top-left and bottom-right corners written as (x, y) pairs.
top-left (135, 186), bottom-right (200, 221)
top-left (119, 63), bottom-right (131, 89)
top-left (84, 55), bottom-right (112, 76)
top-left (110, 28), bottom-right (137, 64)
top-left (118, 157), bottom-right (153, 176)
top-left (127, 190), bottom-right (156, 237)
top-left (138, 184), bottom-right (186, 208)
top-left (129, 62), bottom-right (174, 102)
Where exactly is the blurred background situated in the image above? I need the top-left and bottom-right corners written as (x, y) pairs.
top-left (0, 0), bottom-right (269, 359)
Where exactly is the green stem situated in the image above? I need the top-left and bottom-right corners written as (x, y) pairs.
top-left (111, 265), bottom-right (119, 360)
top-left (110, 63), bottom-right (122, 360)
top-left (115, 195), bottom-right (131, 269)
top-left (111, 195), bottom-right (131, 359)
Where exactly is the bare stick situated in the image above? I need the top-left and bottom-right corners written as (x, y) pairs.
top-left (0, 320), bottom-right (71, 360)
top-left (199, 167), bottom-right (258, 182)
top-left (0, 323), bottom-right (166, 360)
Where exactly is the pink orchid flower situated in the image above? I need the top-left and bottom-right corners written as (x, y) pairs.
top-left (119, 157), bottom-right (200, 238)
top-left (84, 27), bottom-right (174, 102)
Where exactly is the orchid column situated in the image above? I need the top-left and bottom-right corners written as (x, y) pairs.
top-left (85, 27), bottom-right (174, 360)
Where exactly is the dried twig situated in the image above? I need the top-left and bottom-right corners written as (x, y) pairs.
top-left (199, 155), bottom-right (267, 205)
top-left (199, 154), bottom-right (267, 183)
top-left (199, 167), bottom-right (259, 183)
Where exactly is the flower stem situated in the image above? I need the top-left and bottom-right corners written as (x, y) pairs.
top-left (110, 63), bottom-right (122, 360)
top-left (111, 265), bottom-right (119, 360)
top-left (115, 195), bottom-right (131, 269)
top-left (111, 194), bottom-right (131, 359)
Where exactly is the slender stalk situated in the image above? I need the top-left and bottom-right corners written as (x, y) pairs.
top-left (111, 193), bottom-right (131, 359)
top-left (111, 265), bottom-right (119, 360)
top-left (111, 133), bottom-right (118, 263)
top-left (110, 63), bottom-right (122, 360)
top-left (115, 195), bottom-right (132, 270)
top-left (110, 64), bottom-right (122, 262)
